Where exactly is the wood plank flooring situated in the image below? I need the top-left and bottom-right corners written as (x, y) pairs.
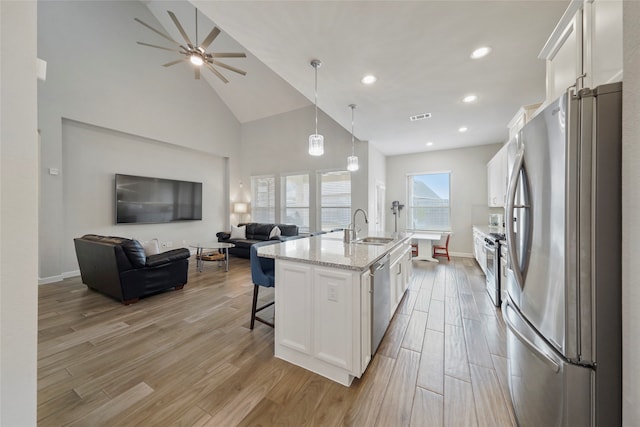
top-left (38, 256), bottom-right (516, 426)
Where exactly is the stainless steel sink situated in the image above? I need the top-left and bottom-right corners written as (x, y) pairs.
top-left (354, 237), bottom-right (394, 245)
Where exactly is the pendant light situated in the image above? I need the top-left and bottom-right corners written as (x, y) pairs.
top-left (347, 104), bottom-right (359, 171)
top-left (309, 59), bottom-right (324, 156)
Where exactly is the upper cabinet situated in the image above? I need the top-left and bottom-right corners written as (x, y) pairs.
top-left (488, 143), bottom-right (508, 208)
top-left (539, 0), bottom-right (623, 104)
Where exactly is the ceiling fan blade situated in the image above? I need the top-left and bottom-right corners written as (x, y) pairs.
top-left (195, 68), bottom-right (201, 80)
top-left (136, 41), bottom-right (180, 53)
top-left (199, 27), bottom-right (220, 51)
top-left (205, 63), bottom-right (229, 83)
top-left (210, 59), bottom-right (247, 76)
top-left (167, 11), bottom-right (194, 48)
top-left (207, 52), bottom-right (246, 58)
top-left (134, 18), bottom-right (181, 47)
top-left (163, 59), bottom-right (186, 67)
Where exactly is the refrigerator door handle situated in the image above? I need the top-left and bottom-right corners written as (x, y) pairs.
top-left (506, 146), bottom-right (528, 290)
top-left (502, 298), bottom-right (560, 373)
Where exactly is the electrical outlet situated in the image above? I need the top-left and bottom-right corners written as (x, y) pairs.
top-left (328, 285), bottom-right (338, 302)
top-left (165, 241), bottom-right (173, 248)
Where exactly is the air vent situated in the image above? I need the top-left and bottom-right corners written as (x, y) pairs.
top-left (409, 113), bottom-right (432, 121)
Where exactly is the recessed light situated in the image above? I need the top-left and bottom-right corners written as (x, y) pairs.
top-left (463, 94), bottom-right (478, 103)
top-left (361, 75), bottom-right (377, 85)
top-left (458, 126), bottom-right (468, 133)
top-left (426, 142), bottom-right (434, 147)
top-left (470, 46), bottom-right (491, 59)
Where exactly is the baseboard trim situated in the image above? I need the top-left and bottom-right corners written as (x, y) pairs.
top-left (449, 252), bottom-right (474, 258)
top-left (39, 270), bottom-right (80, 285)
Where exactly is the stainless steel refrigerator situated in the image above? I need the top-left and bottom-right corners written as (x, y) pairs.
top-left (503, 82), bottom-right (622, 426)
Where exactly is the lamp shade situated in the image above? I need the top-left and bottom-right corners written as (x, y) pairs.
top-left (233, 202), bottom-right (248, 214)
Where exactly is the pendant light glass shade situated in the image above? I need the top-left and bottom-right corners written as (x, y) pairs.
top-left (309, 134), bottom-right (324, 156)
top-left (309, 59), bottom-right (324, 156)
top-left (347, 155), bottom-right (359, 171)
top-left (347, 104), bottom-right (359, 171)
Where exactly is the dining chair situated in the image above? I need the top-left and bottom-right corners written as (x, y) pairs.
top-left (433, 232), bottom-right (451, 261)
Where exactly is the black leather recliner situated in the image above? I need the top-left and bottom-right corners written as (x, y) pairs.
top-left (73, 234), bottom-right (191, 304)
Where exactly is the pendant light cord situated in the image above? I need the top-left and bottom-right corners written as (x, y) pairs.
top-left (350, 104), bottom-right (356, 156)
top-left (314, 66), bottom-right (319, 135)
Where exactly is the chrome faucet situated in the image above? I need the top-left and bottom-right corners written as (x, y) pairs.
top-left (351, 208), bottom-right (369, 242)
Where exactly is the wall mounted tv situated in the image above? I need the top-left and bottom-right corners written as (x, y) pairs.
top-left (115, 174), bottom-right (202, 224)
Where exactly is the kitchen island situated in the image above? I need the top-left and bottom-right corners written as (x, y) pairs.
top-left (258, 230), bottom-right (412, 386)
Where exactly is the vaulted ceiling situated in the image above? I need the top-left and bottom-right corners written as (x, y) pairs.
top-left (142, 0), bottom-right (569, 155)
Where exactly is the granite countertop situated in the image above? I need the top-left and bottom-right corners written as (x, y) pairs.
top-left (257, 230), bottom-right (412, 271)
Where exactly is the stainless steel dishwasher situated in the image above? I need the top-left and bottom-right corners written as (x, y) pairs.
top-left (370, 254), bottom-right (390, 354)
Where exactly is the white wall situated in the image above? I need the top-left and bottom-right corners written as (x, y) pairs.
top-left (0, 1), bottom-right (38, 424)
top-left (622, 2), bottom-right (640, 425)
top-left (239, 105), bottom-right (369, 232)
top-left (386, 143), bottom-right (502, 255)
top-left (60, 119), bottom-right (226, 274)
top-left (368, 143), bottom-right (386, 234)
top-left (38, 1), bottom-right (241, 281)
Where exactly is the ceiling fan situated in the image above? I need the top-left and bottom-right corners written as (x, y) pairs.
top-left (135, 9), bottom-right (246, 82)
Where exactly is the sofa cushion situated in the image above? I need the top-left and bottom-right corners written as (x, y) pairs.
top-left (140, 238), bottom-right (160, 256)
top-left (269, 226), bottom-right (281, 239)
top-left (121, 239), bottom-right (147, 268)
top-left (249, 223), bottom-right (275, 240)
top-left (279, 224), bottom-right (298, 236)
top-left (230, 224), bottom-right (246, 239)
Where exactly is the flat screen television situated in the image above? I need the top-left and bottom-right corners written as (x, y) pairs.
top-left (115, 174), bottom-right (202, 224)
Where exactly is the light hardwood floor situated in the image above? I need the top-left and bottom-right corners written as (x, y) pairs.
top-left (38, 256), bottom-right (517, 426)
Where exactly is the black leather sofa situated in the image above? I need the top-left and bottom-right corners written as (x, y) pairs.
top-left (216, 223), bottom-right (299, 258)
top-left (74, 234), bottom-right (191, 304)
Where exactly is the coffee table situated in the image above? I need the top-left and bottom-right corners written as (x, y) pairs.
top-left (190, 242), bottom-right (235, 272)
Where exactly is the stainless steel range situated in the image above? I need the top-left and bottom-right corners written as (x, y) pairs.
top-left (484, 232), bottom-right (505, 307)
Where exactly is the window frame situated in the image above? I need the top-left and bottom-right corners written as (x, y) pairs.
top-left (318, 169), bottom-right (352, 232)
top-left (406, 171), bottom-right (452, 232)
top-left (281, 172), bottom-right (310, 234)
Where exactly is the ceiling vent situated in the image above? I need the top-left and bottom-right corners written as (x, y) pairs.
top-left (409, 112), bottom-right (432, 121)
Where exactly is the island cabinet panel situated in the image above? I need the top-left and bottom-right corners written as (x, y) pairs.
top-left (313, 267), bottom-right (357, 371)
top-left (360, 270), bottom-right (372, 371)
top-left (275, 261), bottom-right (313, 355)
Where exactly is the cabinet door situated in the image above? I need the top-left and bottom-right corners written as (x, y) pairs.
top-left (584, 0), bottom-right (623, 87)
top-left (276, 261), bottom-right (313, 354)
top-left (313, 267), bottom-right (355, 371)
top-left (542, 6), bottom-right (583, 102)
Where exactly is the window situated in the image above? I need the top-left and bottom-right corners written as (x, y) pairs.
top-left (320, 171), bottom-right (351, 231)
top-left (407, 172), bottom-right (451, 231)
top-left (251, 175), bottom-right (275, 223)
top-left (283, 174), bottom-right (310, 233)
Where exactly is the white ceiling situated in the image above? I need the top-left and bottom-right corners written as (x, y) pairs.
top-left (143, 1), bottom-right (569, 156)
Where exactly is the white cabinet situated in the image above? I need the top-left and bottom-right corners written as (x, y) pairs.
top-left (275, 259), bottom-right (375, 386)
top-left (389, 242), bottom-right (411, 318)
top-left (487, 144), bottom-right (508, 207)
top-left (473, 228), bottom-right (487, 274)
top-left (540, 0), bottom-right (622, 104)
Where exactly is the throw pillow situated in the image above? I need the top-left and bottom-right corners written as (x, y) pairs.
top-left (230, 224), bottom-right (246, 240)
top-left (269, 226), bottom-right (281, 239)
top-left (140, 238), bottom-right (160, 256)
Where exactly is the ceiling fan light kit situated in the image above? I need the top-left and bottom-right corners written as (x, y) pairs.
top-left (309, 59), bottom-right (324, 156)
top-left (135, 8), bottom-right (246, 82)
